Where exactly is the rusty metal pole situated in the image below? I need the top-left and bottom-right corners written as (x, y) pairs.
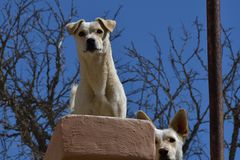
top-left (207, 0), bottom-right (224, 160)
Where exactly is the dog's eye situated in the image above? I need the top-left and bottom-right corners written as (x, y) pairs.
top-left (97, 29), bottom-right (103, 34)
top-left (78, 31), bottom-right (86, 37)
top-left (168, 137), bottom-right (176, 143)
top-left (155, 140), bottom-right (159, 144)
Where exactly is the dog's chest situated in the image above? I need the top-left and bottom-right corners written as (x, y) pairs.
top-left (81, 55), bottom-right (111, 95)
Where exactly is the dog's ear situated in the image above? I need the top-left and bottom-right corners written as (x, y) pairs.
top-left (169, 109), bottom-right (189, 140)
top-left (96, 17), bottom-right (116, 32)
top-left (66, 19), bottom-right (85, 35)
top-left (136, 110), bottom-right (152, 122)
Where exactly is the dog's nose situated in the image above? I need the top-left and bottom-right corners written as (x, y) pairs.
top-left (86, 38), bottom-right (97, 52)
top-left (87, 38), bottom-right (95, 45)
top-left (159, 148), bottom-right (168, 156)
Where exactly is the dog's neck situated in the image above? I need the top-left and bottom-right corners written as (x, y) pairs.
top-left (78, 42), bottom-right (117, 96)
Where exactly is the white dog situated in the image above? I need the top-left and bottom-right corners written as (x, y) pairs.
top-left (66, 18), bottom-right (127, 118)
top-left (137, 109), bottom-right (189, 160)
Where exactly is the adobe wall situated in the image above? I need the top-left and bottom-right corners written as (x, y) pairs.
top-left (44, 115), bottom-right (155, 160)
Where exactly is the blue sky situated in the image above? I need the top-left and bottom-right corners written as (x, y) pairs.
top-left (62, 1), bottom-right (240, 159)
top-left (64, 0), bottom-right (240, 73)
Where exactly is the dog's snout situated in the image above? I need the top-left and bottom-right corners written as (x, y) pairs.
top-left (159, 148), bottom-right (168, 156)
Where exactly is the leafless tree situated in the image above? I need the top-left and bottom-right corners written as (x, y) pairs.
top-left (0, 0), bottom-right (78, 159)
top-left (0, 0), bottom-right (124, 159)
top-left (121, 18), bottom-right (240, 159)
top-left (121, 18), bottom-right (209, 159)
top-left (221, 26), bottom-right (240, 160)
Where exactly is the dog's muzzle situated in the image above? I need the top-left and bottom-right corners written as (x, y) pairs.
top-left (159, 148), bottom-right (170, 160)
top-left (86, 38), bottom-right (97, 52)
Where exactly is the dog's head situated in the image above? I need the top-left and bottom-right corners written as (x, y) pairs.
top-left (137, 109), bottom-right (189, 160)
top-left (66, 18), bottom-right (116, 54)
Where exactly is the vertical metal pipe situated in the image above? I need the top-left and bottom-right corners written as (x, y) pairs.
top-left (207, 0), bottom-right (224, 160)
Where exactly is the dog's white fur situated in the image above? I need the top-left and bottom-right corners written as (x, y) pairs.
top-left (137, 109), bottom-right (189, 160)
top-left (66, 18), bottom-right (127, 118)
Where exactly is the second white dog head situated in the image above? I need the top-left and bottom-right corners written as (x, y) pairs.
top-left (66, 18), bottom-right (116, 55)
top-left (137, 109), bottom-right (189, 160)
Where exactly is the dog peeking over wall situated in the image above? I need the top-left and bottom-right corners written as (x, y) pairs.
top-left (137, 109), bottom-right (189, 160)
top-left (66, 18), bottom-right (127, 118)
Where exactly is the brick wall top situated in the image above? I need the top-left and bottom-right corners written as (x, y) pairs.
top-left (44, 115), bottom-right (155, 160)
